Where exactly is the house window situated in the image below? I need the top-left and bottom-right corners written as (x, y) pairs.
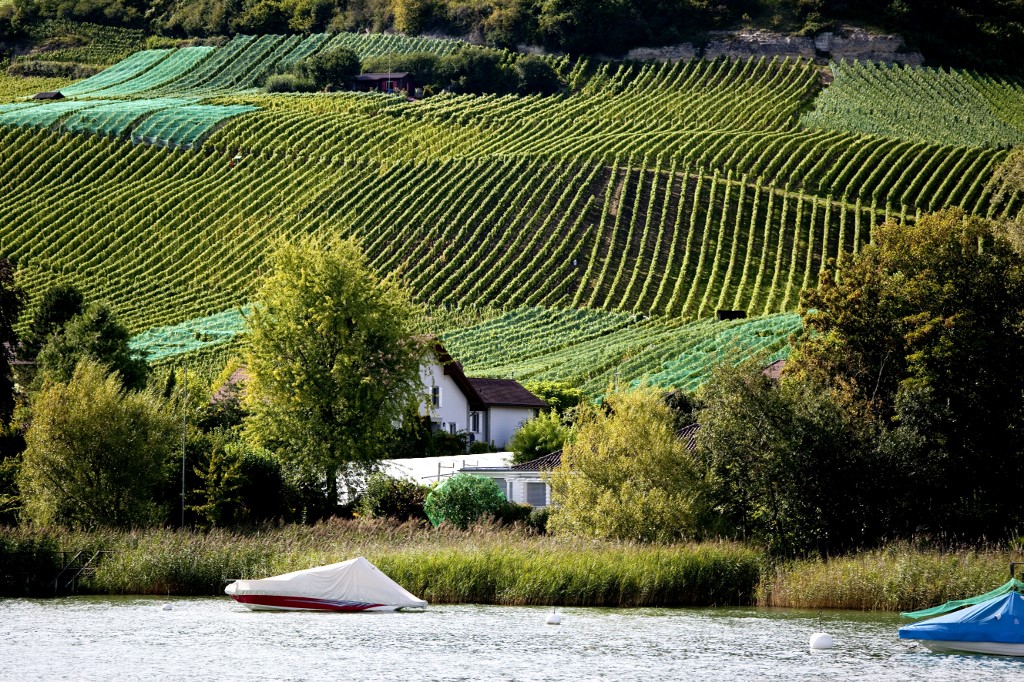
top-left (526, 482), bottom-right (547, 507)
top-left (493, 478), bottom-right (506, 499)
top-left (431, 385), bottom-right (441, 407)
top-left (469, 412), bottom-right (480, 433)
top-left (449, 422), bottom-right (457, 435)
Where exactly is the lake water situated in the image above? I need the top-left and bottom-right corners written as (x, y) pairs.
top-left (3, 597), bottom-right (1024, 680)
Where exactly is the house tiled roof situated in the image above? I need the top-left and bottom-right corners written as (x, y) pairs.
top-left (211, 366), bottom-right (248, 404)
top-left (511, 450), bottom-right (562, 471)
top-left (762, 359), bottom-right (787, 381)
top-left (467, 377), bottom-right (548, 408)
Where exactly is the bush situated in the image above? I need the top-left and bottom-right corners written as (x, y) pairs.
top-left (359, 473), bottom-right (429, 521)
top-left (494, 501), bottom-right (532, 526)
top-left (295, 47), bottom-right (360, 90)
top-left (468, 439), bottom-right (496, 454)
top-left (508, 410), bottom-right (568, 464)
top-left (423, 473), bottom-right (507, 529)
top-left (528, 507), bottom-right (549, 534)
top-left (265, 73), bottom-right (315, 92)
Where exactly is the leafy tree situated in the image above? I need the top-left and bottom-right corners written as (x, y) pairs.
top-left (18, 359), bottom-right (178, 529)
top-left (0, 259), bottom-right (25, 429)
top-left (791, 208), bottom-right (1024, 538)
top-left (242, 235), bottom-right (425, 509)
top-left (23, 283), bottom-right (83, 357)
top-left (547, 386), bottom-right (699, 542)
top-left (696, 361), bottom-right (871, 557)
top-left (522, 380), bottom-right (586, 414)
top-left (514, 55), bottom-right (562, 95)
top-left (507, 410), bottom-right (569, 464)
top-left (296, 47), bottom-right (361, 90)
top-left (358, 472), bottom-right (429, 521)
top-left (35, 302), bottom-right (148, 391)
top-left (423, 473), bottom-right (507, 528)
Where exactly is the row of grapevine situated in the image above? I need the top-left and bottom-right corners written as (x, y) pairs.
top-left (801, 60), bottom-right (1024, 148)
top-left (439, 308), bottom-right (802, 395)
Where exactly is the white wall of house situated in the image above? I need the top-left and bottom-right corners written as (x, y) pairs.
top-left (488, 406), bottom-right (538, 450)
top-left (464, 469), bottom-right (550, 508)
top-left (420, 362), bottom-right (470, 435)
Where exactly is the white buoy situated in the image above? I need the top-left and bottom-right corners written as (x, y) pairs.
top-left (546, 609), bottom-right (562, 625)
top-left (162, 603), bottom-right (173, 611)
top-left (809, 632), bottom-right (833, 650)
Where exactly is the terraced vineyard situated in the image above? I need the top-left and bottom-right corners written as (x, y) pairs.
top-left (2, 37), bottom-right (1020, 388)
top-left (801, 60), bottom-right (1024, 149)
top-left (128, 306), bottom-right (799, 395)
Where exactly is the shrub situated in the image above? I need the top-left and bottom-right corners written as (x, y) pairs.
top-left (359, 473), bottom-right (429, 521)
top-left (423, 473), bottom-right (506, 529)
top-left (265, 73), bottom-right (315, 93)
top-left (508, 410), bottom-right (568, 464)
top-left (528, 507), bottom-right (549, 534)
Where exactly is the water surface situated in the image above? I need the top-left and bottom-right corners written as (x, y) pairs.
top-left (3, 597), bottom-right (1024, 680)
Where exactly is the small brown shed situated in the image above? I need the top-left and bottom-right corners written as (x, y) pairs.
top-left (353, 72), bottom-right (414, 94)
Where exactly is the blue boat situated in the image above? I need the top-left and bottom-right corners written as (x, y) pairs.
top-left (899, 578), bottom-right (1024, 655)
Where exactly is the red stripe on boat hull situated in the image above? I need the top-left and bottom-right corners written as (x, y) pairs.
top-left (231, 594), bottom-right (388, 612)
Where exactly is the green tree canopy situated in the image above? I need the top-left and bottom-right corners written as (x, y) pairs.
top-left (24, 283), bottom-right (83, 357)
top-left (791, 208), bottom-right (1024, 537)
top-left (242, 235), bottom-right (426, 508)
top-left (18, 359), bottom-right (179, 529)
top-left (35, 301), bottom-right (148, 391)
top-left (547, 386), bottom-right (699, 542)
top-left (296, 47), bottom-right (361, 90)
top-left (0, 258), bottom-right (25, 428)
top-left (507, 409), bottom-right (569, 465)
top-left (696, 361), bottom-right (871, 557)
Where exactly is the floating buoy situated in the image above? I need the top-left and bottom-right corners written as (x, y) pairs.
top-left (809, 632), bottom-right (833, 650)
top-left (162, 604), bottom-right (173, 611)
top-left (546, 609), bottom-right (562, 625)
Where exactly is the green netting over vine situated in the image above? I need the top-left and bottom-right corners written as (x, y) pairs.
top-left (129, 307), bottom-right (249, 361)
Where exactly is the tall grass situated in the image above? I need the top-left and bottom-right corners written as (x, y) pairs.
top-left (1, 520), bottom-right (761, 606)
top-left (761, 543), bottom-right (1020, 611)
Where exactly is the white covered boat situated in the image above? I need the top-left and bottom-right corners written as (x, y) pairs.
top-left (225, 556), bottom-right (427, 612)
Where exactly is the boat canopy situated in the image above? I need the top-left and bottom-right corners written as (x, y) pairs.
top-left (901, 578), bottom-right (1024, 619)
top-left (899, 591), bottom-right (1024, 644)
top-left (225, 556), bottom-right (427, 610)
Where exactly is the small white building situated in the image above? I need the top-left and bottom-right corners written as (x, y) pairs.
top-left (460, 451), bottom-right (561, 508)
top-left (420, 344), bottom-right (547, 449)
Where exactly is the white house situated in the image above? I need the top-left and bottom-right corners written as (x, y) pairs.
top-left (420, 343), bottom-right (547, 449)
top-left (460, 451), bottom-right (561, 508)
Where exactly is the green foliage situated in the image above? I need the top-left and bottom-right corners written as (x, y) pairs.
top-left (507, 410), bottom-right (569, 464)
top-left (0, 258), bottom-right (25, 428)
top-left (423, 473), bottom-right (507, 528)
top-left (24, 282), bottom-right (83, 357)
top-left (192, 436), bottom-right (288, 527)
top-left (242, 235), bottom-right (425, 507)
top-left (293, 47), bottom-right (360, 90)
top-left (696, 361), bottom-right (869, 557)
top-left (522, 380), bottom-right (586, 414)
top-left (264, 72), bottom-right (315, 92)
top-left (548, 386), bottom-right (699, 542)
top-left (358, 472), bottom-right (429, 521)
top-left (36, 302), bottom-right (149, 391)
top-left (792, 208), bottom-right (1024, 539)
top-left (18, 359), bottom-right (179, 529)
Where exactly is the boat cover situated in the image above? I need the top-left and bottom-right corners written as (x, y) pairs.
top-left (224, 556), bottom-right (427, 610)
top-left (899, 592), bottom-right (1024, 643)
top-left (901, 578), bottom-right (1024, 619)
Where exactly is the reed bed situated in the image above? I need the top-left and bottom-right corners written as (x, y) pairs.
top-left (1, 520), bottom-right (761, 606)
top-left (761, 543), bottom-right (1020, 611)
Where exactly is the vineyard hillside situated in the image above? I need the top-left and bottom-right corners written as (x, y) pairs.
top-left (2, 36), bottom-right (1021, 391)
